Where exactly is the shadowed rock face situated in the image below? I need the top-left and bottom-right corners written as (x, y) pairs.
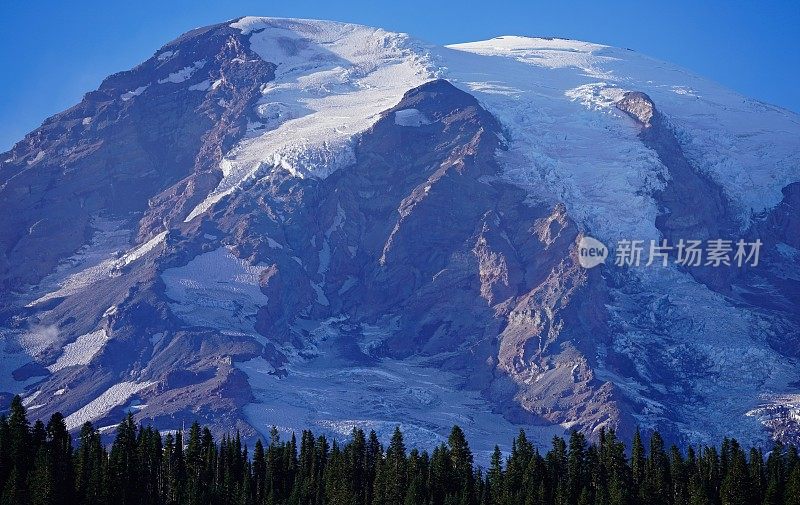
top-left (617, 91), bottom-right (732, 290)
top-left (0, 73), bottom-right (623, 444)
top-left (617, 90), bottom-right (800, 445)
top-left (1, 20), bottom-right (798, 451)
top-left (200, 79), bottom-right (625, 436)
top-left (618, 91), bottom-right (799, 336)
top-left (0, 21), bottom-right (272, 296)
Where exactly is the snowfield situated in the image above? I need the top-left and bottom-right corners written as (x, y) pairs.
top-left (238, 320), bottom-right (563, 464)
top-left (185, 17), bottom-right (438, 221)
top-left (394, 108), bottom-right (431, 127)
top-left (48, 329), bottom-right (109, 373)
top-left (161, 247), bottom-right (270, 338)
top-left (442, 36), bottom-right (800, 230)
top-left (65, 381), bottom-right (155, 430)
top-left (26, 216), bottom-right (131, 306)
top-left (158, 60), bottom-right (206, 84)
top-left (191, 23), bottom-right (800, 236)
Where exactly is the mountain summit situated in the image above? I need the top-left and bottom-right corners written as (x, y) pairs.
top-left (1, 17), bottom-right (798, 457)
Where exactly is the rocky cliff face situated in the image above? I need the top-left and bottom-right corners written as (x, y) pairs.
top-left (1, 17), bottom-right (798, 455)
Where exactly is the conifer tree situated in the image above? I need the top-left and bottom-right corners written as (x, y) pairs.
top-left (0, 397), bottom-right (799, 505)
top-left (404, 448), bottom-right (427, 505)
top-left (5, 395), bottom-right (31, 503)
top-left (786, 463), bottom-right (800, 505)
top-left (487, 445), bottom-right (503, 505)
top-left (0, 415), bottom-right (8, 492)
top-left (631, 428), bottom-right (646, 504)
top-left (29, 445), bottom-right (51, 505)
top-left (365, 430), bottom-right (381, 505)
top-left (567, 430), bottom-right (588, 504)
top-left (107, 413), bottom-right (140, 505)
top-left (646, 431), bottom-right (670, 505)
top-left (74, 422), bottom-right (105, 505)
top-left (720, 439), bottom-right (749, 505)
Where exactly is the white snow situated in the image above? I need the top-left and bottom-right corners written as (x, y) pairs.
top-left (188, 79), bottom-right (211, 91)
top-left (184, 17), bottom-right (436, 221)
top-left (121, 85), bottom-right (149, 101)
top-left (186, 25), bottom-right (799, 231)
top-left (65, 381), bottom-right (155, 430)
top-left (394, 108), bottom-right (431, 127)
top-left (439, 39), bottom-right (667, 244)
top-left (27, 151), bottom-right (45, 165)
top-left (310, 282), bottom-right (329, 307)
top-left (48, 329), bottom-right (108, 373)
top-left (238, 317), bottom-right (563, 463)
top-left (113, 230), bottom-right (167, 269)
top-left (149, 332), bottom-right (165, 347)
top-left (157, 50), bottom-right (175, 61)
top-left (22, 222), bottom-right (162, 306)
top-left (26, 217), bottom-right (130, 306)
top-left (443, 36), bottom-right (800, 229)
top-left (337, 276), bottom-right (358, 294)
top-left (22, 390), bottom-right (41, 407)
top-left (158, 60), bottom-right (206, 84)
top-left (161, 247), bottom-right (269, 335)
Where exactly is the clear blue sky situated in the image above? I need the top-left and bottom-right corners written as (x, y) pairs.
top-left (1, 0), bottom-right (798, 151)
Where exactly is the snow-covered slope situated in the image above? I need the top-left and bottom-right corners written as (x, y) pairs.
top-left (442, 36), bottom-right (799, 237)
top-left (1, 17), bottom-right (799, 453)
top-left (186, 17), bottom-right (437, 220)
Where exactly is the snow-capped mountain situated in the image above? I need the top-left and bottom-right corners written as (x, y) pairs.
top-left (1, 17), bottom-right (798, 458)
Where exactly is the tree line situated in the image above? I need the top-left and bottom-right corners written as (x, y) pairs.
top-left (1, 395), bottom-right (799, 504)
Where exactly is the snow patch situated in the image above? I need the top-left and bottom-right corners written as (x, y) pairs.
top-left (48, 329), bottom-right (108, 373)
top-left (26, 217), bottom-right (130, 306)
top-left (113, 231), bottom-right (167, 269)
top-left (27, 151), bottom-right (45, 165)
top-left (157, 50), bottom-right (175, 61)
top-left (565, 82), bottom-right (627, 110)
top-left (22, 390), bottom-right (41, 407)
top-left (161, 247), bottom-right (269, 336)
top-left (188, 79), bottom-right (211, 91)
top-left (394, 108), bottom-right (431, 127)
top-left (121, 85), bottom-right (148, 101)
top-left (310, 282), bottom-right (329, 307)
top-left (65, 381), bottom-right (155, 430)
top-left (158, 60), bottom-right (206, 84)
